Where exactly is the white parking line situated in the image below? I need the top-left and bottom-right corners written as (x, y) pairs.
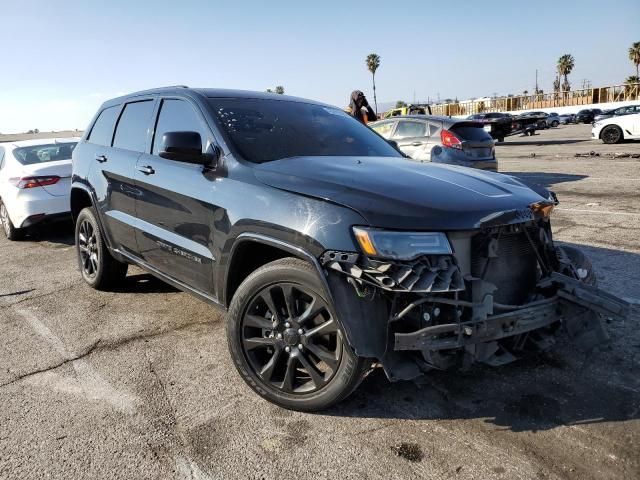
top-left (16, 308), bottom-right (139, 414)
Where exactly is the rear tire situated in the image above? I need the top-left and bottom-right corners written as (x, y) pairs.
top-left (551, 120), bottom-right (559, 127)
top-left (226, 257), bottom-right (370, 411)
top-left (0, 200), bottom-right (24, 241)
top-left (75, 207), bottom-right (128, 290)
top-left (600, 125), bottom-right (622, 144)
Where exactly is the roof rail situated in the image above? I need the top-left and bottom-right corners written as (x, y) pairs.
top-left (124, 85), bottom-right (191, 97)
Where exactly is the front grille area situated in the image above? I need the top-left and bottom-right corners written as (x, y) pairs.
top-left (321, 252), bottom-right (464, 293)
top-left (471, 228), bottom-right (538, 304)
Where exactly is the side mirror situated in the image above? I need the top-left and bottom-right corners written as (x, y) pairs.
top-left (159, 131), bottom-right (207, 164)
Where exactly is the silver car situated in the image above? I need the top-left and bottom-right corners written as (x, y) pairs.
top-left (369, 115), bottom-right (497, 171)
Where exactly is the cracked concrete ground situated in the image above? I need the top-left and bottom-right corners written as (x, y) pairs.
top-left (0, 124), bottom-right (639, 479)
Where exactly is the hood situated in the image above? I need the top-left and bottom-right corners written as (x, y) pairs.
top-left (254, 156), bottom-right (548, 230)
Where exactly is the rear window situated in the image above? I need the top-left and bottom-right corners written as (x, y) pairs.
top-left (113, 100), bottom-right (155, 152)
top-left (12, 143), bottom-right (78, 165)
top-left (450, 124), bottom-right (493, 142)
top-left (208, 98), bottom-right (400, 163)
top-left (88, 106), bottom-right (119, 146)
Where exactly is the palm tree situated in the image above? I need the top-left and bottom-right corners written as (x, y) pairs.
top-left (274, 86), bottom-right (285, 95)
top-left (366, 53), bottom-right (380, 115)
top-left (629, 42), bottom-right (640, 78)
top-left (625, 75), bottom-right (640, 99)
top-left (557, 54), bottom-right (575, 91)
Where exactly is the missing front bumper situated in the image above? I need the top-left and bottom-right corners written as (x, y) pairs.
top-left (394, 273), bottom-right (629, 353)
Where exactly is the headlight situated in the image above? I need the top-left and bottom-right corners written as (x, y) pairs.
top-left (352, 227), bottom-right (452, 260)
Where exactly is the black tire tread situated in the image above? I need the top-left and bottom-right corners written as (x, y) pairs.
top-left (76, 207), bottom-right (128, 290)
top-left (226, 257), bottom-right (370, 411)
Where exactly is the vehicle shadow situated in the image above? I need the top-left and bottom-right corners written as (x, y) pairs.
top-left (501, 171), bottom-right (588, 187)
top-left (23, 219), bottom-right (75, 246)
top-left (327, 242), bottom-right (640, 433)
top-left (114, 273), bottom-right (180, 294)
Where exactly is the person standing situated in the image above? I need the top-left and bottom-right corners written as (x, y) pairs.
top-left (349, 90), bottom-right (377, 124)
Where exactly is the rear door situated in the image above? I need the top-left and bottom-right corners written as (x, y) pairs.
top-left (90, 99), bottom-right (156, 254)
top-left (133, 97), bottom-right (216, 294)
top-left (391, 120), bottom-right (429, 160)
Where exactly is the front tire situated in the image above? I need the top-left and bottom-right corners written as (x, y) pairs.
top-left (600, 125), bottom-right (622, 144)
top-left (75, 207), bottom-right (128, 290)
top-left (226, 257), bottom-right (370, 411)
top-left (0, 200), bottom-right (24, 241)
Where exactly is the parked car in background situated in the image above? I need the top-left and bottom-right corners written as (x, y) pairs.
top-left (546, 112), bottom-right (561, 127)
top-left (513, 112), bottom-right (549, 131)
top-left (593, 104), bottom-right (640, 123)
top-left (71, 86), bottom-right (627, 411)
top-left (557, 112), bottom-right (576, 124)
top-left (466, 112), bottom-right (513, 142)
top-left (381, 104), bottom-right (431, 119)
top-left (370, 115), bottom-right (497, 170)
top-left (592, 113), bottom-right (640, 144)
top-left (0, 138), bottom-right (78, 240)
top-left (575, 108), bottom-right (603, 124)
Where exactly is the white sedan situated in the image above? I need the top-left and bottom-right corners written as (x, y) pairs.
top-left (0, 138), bottom-right (79, 240)
top-left (592, 113), bottom-right (640, 144)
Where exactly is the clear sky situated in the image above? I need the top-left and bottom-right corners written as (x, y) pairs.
top-left (1, 0), bottom-right (638, 133)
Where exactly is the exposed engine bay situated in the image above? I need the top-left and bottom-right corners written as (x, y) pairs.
top-left (322, 217), bottom-right (630, 381)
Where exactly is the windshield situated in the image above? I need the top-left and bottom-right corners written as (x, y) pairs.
top-left (208, 98), bottom-right (400, 163)
top-left (13, 142), bottom-right (77, 165)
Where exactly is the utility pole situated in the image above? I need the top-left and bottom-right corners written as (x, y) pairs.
top-left (535, 69), bottom-right (539, 94)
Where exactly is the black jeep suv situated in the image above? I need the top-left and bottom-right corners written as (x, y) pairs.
top-left (71, 87), bottom-right (628, 411)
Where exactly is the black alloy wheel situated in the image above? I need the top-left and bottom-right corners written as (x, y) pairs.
top-left (75, 207), bottom-right (128, 290)
top-left (227, 258), bottom-right (370, 411)
top-left (601, 125), bottom-right (622, 144)
top-left (241, 282), bottom-right (341, 394)
top-left (77, 218), bottom-right (99, 279)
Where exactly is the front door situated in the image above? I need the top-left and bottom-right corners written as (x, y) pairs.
top-left (133, 97), bottom-right (216, 295)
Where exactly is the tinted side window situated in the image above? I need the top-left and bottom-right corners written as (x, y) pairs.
top-left (87, 106), bottom-right (119, 146)
top-left (152, 99), bottom-right (207, 154)
top-left (0, 147), bottom-right (5, 170)
top-left (113, 100), bottom-right (155, 152)
top-left (393, 121), bottom-right (427, 139)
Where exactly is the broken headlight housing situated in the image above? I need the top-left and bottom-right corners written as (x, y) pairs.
top-left (353, 227), bottom-right (452, 260)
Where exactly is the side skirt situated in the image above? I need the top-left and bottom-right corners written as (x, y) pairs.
top-left (114, 248), bottom-right (226, 311)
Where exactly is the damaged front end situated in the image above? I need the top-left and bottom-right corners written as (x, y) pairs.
top-left (321, 216), bottom-right (630, 381)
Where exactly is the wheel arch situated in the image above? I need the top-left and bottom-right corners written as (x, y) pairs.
top-left (70, 183), bottom-right (118, 255)
top-left (70, 185), bottom-right (93, 222)
top-left (223, 233), bottom-right (389, 362)
top-left (223, 233), bottom-right (330, 308)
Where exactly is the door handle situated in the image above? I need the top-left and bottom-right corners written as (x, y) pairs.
top-left (411, 142), bottom-right (424, 146)
top-left (95, 154), bottom-right (107, 163)
top-left (137, 165), bottom-right (155, 175)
